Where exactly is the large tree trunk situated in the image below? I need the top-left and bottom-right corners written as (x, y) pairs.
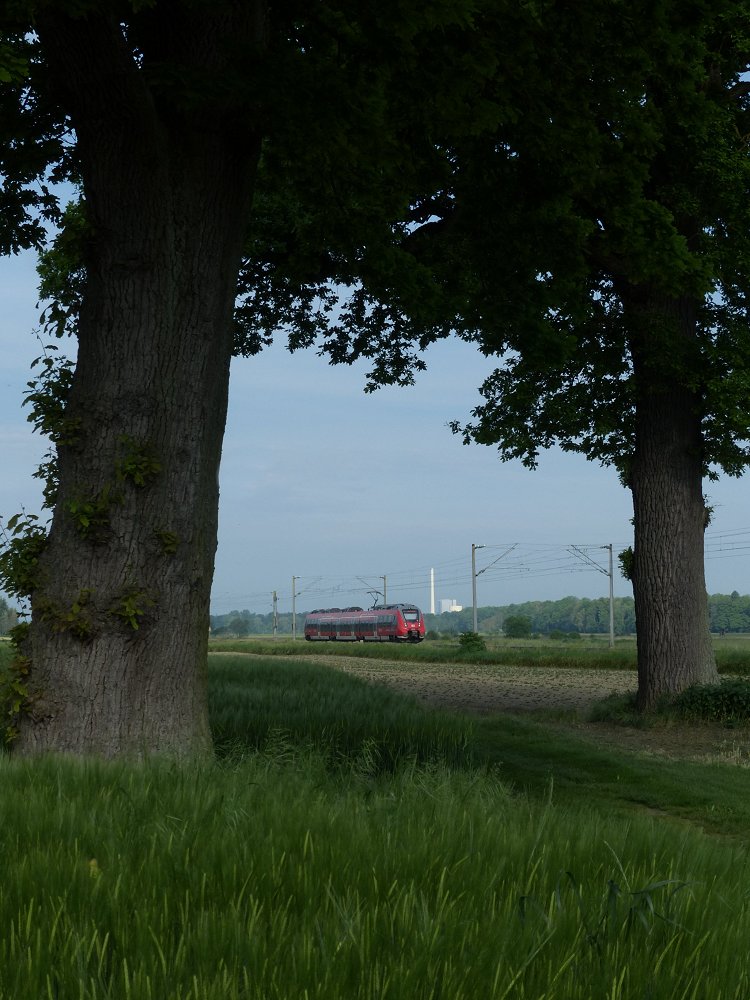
top-left (15, 9), bottom-right (264, 755)
top-left (628, 291), bottom-right (718, 711)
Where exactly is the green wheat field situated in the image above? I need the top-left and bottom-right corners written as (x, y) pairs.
top-left (2, 641), bottom-right (750, 998)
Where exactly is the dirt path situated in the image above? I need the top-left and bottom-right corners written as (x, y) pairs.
top-left (316, 655), bottom-right (635, 713)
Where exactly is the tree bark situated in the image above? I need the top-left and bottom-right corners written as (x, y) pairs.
top-left (627, 290), bottom-right (718, 711)
top-left (16, 9), bottom-right (264, 755)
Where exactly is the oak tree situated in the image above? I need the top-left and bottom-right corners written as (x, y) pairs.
top-left (251, 1), bottom-right (750, 709)
top-left (438, 2), bottom-right (750, 709)
top-left (0, 0), bottom-right (474, 754)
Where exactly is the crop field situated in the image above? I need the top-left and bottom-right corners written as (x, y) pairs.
top-left (208, 634), bottom-right (750, 761)
top-left (208, 631), bottom-right (750, 675)
top-left (212, 646), bottom-right (638, 715)
top-left (2, 640), bottom-right (750, 996)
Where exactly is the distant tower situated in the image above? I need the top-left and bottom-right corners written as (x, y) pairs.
top-left (430, 568), bottom-right (435, 615)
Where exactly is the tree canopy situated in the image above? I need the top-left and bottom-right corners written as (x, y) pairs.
top-left (248, 1), bottom-right (750, 472)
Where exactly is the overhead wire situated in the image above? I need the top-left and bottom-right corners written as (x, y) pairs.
top-left (212, 529), bottom-right (750, 613)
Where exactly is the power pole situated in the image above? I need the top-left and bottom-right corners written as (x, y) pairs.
top-left (471, 543), bottom-right (485, 633)
top-left (569, 544), bottom-right (616, 648)
top-left (272, 590), bottom-right (278, 638)
top-left (291, 576), bottom-right (297, 640)
top-left (606, 544), bottom-right (615, 649)
top-left (472, 542), bottom-right (517, 632)
top-left (358, 575), bottom-right (387, 607)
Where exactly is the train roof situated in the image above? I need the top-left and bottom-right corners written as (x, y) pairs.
top-left (371, 604), bottom-right (420, 611)
top-left (306, 604), bottom-right (421, 615)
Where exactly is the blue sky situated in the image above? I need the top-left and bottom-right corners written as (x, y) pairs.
top-left (2, 248), bottom-right (749, 616)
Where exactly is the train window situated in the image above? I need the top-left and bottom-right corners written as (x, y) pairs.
top-left (403, 610), bottom-right (420, 621)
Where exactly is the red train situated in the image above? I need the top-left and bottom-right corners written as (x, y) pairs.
top-left (304, 604), bottom-right (426, 643)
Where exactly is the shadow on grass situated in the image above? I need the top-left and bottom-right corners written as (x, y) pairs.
top-left (208, 653), bottom-right (750, 837)
top-left (208, 653), bottom-right (475, 774)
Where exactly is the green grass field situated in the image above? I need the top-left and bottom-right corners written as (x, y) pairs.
top-left (210, 633), bottom-right (642, 669)
top-left (208, 630), bottom-right (750, 674)
top-left (1, 644), bottom-right (750, 996)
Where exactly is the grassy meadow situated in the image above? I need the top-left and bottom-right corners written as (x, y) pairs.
top-left (1, 640), bottom-right (750, 996)
top-left (208, 630), bottom-right (750, 674)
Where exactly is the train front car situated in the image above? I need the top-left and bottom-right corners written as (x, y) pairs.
top-left (391, 604), bottom-right (426, 643)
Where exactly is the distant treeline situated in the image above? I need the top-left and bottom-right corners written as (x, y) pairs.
top-left (426, 597), bottom-right (636, 636)
top-left (210, 592), bottom-right (750, 638)
top-left (3, 593), bottom-right (748, 638)
top-left (0, 597), bottom-right (17, 635)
